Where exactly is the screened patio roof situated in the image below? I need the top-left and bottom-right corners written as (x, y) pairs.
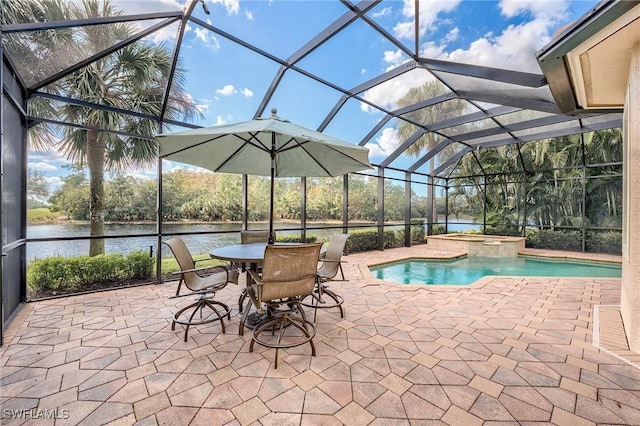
top-left (1, 0), bottom-right (627, 179)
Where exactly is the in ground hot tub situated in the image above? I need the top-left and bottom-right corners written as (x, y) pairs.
top-left (426, 234), bottom-right (525, 257)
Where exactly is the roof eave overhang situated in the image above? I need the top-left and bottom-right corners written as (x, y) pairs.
top-left (536, 0), bottom-right (640, 115)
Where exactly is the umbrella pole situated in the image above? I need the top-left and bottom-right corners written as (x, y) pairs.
top-left (269, 134), bottom-right (275, 244)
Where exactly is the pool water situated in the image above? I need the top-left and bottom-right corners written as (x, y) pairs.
top-left (369, 256), bottom-right (621, 286)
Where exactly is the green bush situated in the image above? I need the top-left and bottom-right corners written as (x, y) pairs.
top-left (27, 256), bottom-right (69, 292)
top-left (83, 255), bottom-right (123, 284)
top-left (586, 230), bottom-right (622, 255)
top-left (432, 224), bottom-right (446, 235)
top-left (485, 224), bottom-right (520, 236)
top-left (525, 229), bottom-right (582, 251)
top-left (276, 234), bottom-right (318, 243)
top-left (125, 250), bottom-right (156, 279)
top-left (28, 250), bottom-right (155, 294)
top-left (410, 220), bottom-right (426, 242)
top-left (344, 229), bottom-right (397, 253)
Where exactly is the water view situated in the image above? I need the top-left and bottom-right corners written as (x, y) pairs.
top-left (26, 222), bottom-right (352, 262)
top-left (26, 218), bottom-right (480, 262)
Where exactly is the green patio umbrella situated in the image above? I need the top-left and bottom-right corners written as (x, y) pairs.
top-left (156, 108), bottom-right (372, 243)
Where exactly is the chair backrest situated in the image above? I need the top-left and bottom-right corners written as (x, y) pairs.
top-left (259, 243), bottom-right (321, 302)
top-left (317, 233), bottom-right (350, 279)
top-left (241, 230), bottom-right (272, 244)
top-left (163, 236), bottom-right (199, 290)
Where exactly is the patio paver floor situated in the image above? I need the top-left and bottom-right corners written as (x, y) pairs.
top-left (1, 245), bottom-right (639, 425)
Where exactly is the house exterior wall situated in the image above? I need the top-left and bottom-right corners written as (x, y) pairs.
top-left (621, 42), bottom-right (640, 352)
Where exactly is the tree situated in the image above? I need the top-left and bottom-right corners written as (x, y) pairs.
top-left (448, 128), bottom-right (623, 234)
top-left (27, 171), bottom-right (51, 208)
top-left (49, 166), bottom-right (90, 220)
top-left (6, 0), bottom-right (201, 255)
top-left (395, 80), bottom-right (468, 224)
top-left (213, 174), bottom-right (243, 221)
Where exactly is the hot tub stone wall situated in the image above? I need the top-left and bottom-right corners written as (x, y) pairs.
top-left (426, 235), bottom-right (525, 257)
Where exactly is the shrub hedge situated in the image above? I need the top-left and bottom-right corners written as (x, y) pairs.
top-left (344, 229), bottom-right (400, 253)
top-left (585, 230), bottom-right (622, 254)
top-left (28, 250), bottom-right (154, 294)
top-left (278, 234), bottom-right (318, 243)
top-left (525, 228), bottom-right (622, 255)
top-left (27, 226), bottom-right (622, 296)
top-left (525, 229), bottom-right (583, 251)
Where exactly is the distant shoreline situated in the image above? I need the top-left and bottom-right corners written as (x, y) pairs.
top-left (27, 216), bottom-right (377, 227)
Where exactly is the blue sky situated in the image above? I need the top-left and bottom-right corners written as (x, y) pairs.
top-left (27, 0), bottom-right (599, 189)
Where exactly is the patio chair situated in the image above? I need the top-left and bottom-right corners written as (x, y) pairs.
top-left (237, 230), bottom-right (274, 314)
top-left (301, 233), bottom-right (349, 321)
top-left (245, 243), bottom-right (321, 368)
top-left (163, 237), bottom-right (232, 342)
top-left (241, 230), bottom-right (273, 244)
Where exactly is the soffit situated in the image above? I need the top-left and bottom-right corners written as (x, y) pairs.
top-left (569, 9), bottom-right (640, 109)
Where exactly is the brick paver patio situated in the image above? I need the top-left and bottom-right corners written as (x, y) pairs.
top-left (1, 245), bottom-right (638, 425)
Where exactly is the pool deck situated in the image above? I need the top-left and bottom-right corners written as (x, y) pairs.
top-left (2, 245), bottom-right (639, 425)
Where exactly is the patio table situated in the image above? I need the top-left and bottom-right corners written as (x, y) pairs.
top-left (209, 242), bottom-right (325, 335)
top-left (210, 242), bottom-right (268, 268)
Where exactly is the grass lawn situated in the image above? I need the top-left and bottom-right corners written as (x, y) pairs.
top-left (27, 208), bottom-right (64, 223)
top-left (160, 254), bottom-right (227, 275)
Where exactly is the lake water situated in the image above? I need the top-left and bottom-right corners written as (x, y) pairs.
top-left (26, 222), bottom-right (354, 262)
top-left (26, 219), bottom-right (480, 262)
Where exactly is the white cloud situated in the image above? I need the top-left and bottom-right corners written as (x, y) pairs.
top-left (385, 0), bottom-right (572, 76)
top-left (443, 27), bottom-right (459, 44)
top-left (216, 84), bottom-right (236, 96)
top-left (439, 18), bottom-right (561, 72)
top-left (213, 85), bottom-right (252, 98)
top-left (383, 50), bottom-right (405, 65)
top-left (45, 176), bottom-right (63, 189)
top-left (152, 26), bottom-right (180, 43)
top-left (128, 172), bottom-right (153, 181)
top-left (368, 127), bottom-right (402, 158)
top-left (111, 0), bottom-right (182, 15)
top-left (372, 6), bottom-right (392, 18)
top-left (393, 21), bottom-right (414, 40)
top-left (193, 27), bottom-right (209, 44)
top-left (28, 161), bottom-right (58, 172)
top-left (109, 0), bottom-right (182, 42)
top-left (420, 41), bottom-right (448, 59)
top-left (429, 0), bottom-right (572, 72)
top-left (192, 26), bottom-right (221, 49)
top-left (163, 160), bottom-right (207, 174)
top-left (361, 68), bottom-right (434, 112)
top-left (215, 115), bottom-right (227, 125)
top-left (245, 9), bottom-right (254, 20)
top-left (499, 0), bottom-right (570, 20)
top-left (394, 0), bottom-right (462, 39)
top-left (359, 0), bottom-right (575, 142)
top-left (212, 0), bottom-right (240, 15)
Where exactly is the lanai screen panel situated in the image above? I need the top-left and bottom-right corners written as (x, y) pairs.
top-left (1, 61), bottom-right (27, 331)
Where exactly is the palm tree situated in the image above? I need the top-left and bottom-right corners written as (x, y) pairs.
top-left (6, 0), bottom-right (200, 255)
top-left (395, 79), bottom-right (468, 225)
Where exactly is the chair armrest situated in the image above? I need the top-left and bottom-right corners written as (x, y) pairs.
top-left (318, 259), bottom-right (347, 268)
top-left (245, 269), bottom-right (265, 313)
top-left (247, 269), bottom-right (262, 284)
top-left (171, 265), bottom-right (228, 275)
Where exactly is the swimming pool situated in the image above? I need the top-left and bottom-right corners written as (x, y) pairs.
top-left (369, 256), bottom-right (621, 286)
